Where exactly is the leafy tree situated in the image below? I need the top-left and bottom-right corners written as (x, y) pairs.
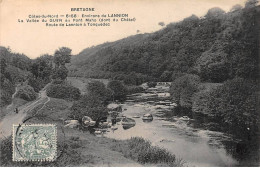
top-left (147, 81), bottom-right (157, 88)
top-left (205, 7), bottom-right (225, 18)
top-left (52, 65), bottom-right (69, 80)
top-left (52, 47), bottom-right (72, 81)
top-left (107, 80), bottom-right (127, 101)
top-left (15, 85), bottom-right (37, 101)
top-left (245, 0), bottom-right (259, 8)
top-left (230, 4), bottom-right (243, 12)
top-left (86, 81), bottom-right (112, 104)
top-left (53, 47), bottom-right (71, 67)
top-left (160, 71), bottom-right (172, 82)
top-left (170, 74), bottom-right (200, 108)
top-left (0, 58), bottom-right (7, 74)
top-left (70, 94), bottom-right (108, 120)
top-left (206, 78), bottom-right (258, 139)
top-left (158, 22), bottom-right (165, 27)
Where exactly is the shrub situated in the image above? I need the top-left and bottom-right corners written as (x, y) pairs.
top-left (28, 77), bottom-right (50, 92)
top-left (52, 79), bottom-right (64, 84)
top-left (147, 81), bottom-right (157, 88)
top-left (107, 80), bottom-right (127, 101)
top-left (170, 74), bottom-right (200, 108)
top-left (0, 78), bottom-right (15, 106)
top-left (15, 85), bottom-right (37, 101)
top-left (46, 83), bottom-right (80, 100)
top-left (126, 86), bottom-right (144, 94)
top-left (205, 78), bottom-right (258, 139)
top-left (87, 81), bottom-right (112, 103)
top-left (70, 94), bottom-right (108, 121)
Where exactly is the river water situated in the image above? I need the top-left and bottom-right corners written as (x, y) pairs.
top-left (104, 85), bottom-right (243, 166)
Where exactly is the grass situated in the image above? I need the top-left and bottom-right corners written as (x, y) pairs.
top-left (111, 137), bottom-right (184, 166)
top-left (67, 77), bottom-right (109, 94)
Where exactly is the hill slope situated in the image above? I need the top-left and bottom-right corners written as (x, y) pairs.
top-left (68, 5), bottom-right (260, 85)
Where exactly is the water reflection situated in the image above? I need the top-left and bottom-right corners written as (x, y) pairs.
top-left (105, 92), bottom-right (259, 166)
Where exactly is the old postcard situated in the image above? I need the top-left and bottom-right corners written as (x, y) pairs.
top-left (0, 0), bottom-right (259, 167)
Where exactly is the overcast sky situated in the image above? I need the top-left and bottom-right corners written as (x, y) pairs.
top-left (0, 0), bottom-right (248, 59)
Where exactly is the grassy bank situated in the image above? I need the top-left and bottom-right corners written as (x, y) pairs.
top-left (111, 137), bottom-right (184, 166)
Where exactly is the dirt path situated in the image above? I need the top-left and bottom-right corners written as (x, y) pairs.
top-left (0, 88), bottom-right (50, 139)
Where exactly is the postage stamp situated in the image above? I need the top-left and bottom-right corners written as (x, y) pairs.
top-left (12, 124), bottom-right (57, 162)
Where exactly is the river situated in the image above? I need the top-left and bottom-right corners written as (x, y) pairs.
top-left (104, 85), bottom-right (240, 166)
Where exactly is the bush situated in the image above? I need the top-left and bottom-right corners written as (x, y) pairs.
top-left (205, 78), bottom-right (258, 139)
top-left (46, 83), bottom-right (80, 100)
top-left (87, 81), bottom-right (112, 104)
top-left (52, 79), bottom-right (64, 84)
top-left (147, 81), bottom-right (157, 88)
top-left (126, 86), bottom-right (144, 94)
top-left (28, 77), bottom-right (50, 92)
top-left (15, 85), bottom-right (37, 101)
top-left (0, 78), bottom-right (15, 106)
top-left (107, 80), bottom-right (127, 101)
top-left (0, 90), bottom-right (12, 107)
top-left (170, 74), bottom-right (200, 108)
top-left (70, 94), bottom-right (108, 121)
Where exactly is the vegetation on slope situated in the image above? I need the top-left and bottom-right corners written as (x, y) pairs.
top-left (68, 2), bottom-right (259, 86)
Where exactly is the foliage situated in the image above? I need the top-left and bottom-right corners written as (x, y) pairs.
top-left (46, 83), bottom-right (80, 100)
top-left (126, 86), bottom-right (144, 94)
top-left (52, 65), bottom-right (69, 80)
top-left (68, 4), bottom-right (259, 86)
top-left (86, 80), bottom-right (112, 104)
top-left (28, 77), bottom-right (48, 93)
top-left (53, 47), bottom-right (71, 67)
top-left (29, 55), bottom-right (53, 92)
top-left (15, 85), bottom-right (37, 101)
top-left (107, 80), bottom-right (127, 101)
top-left (52, 47), bottom-right (72, 81)
top-left (160, 71), bottom-right (172, 82)
top-left (111, 137), bottom-right (183, 166)
top-left (70, 94), bottom-right (108, 121)
top-left (205, 78), bottom-right (258, 139)
top-left (147, 81), bottom-right (157, 88)
top-left (170, 74), bottom-right (200, 108)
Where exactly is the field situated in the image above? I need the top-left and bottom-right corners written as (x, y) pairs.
top-left (67, 77), bottom-right (109, 94)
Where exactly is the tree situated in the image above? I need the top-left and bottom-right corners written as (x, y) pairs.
top-left (52, 65), bottom-right (69, 80)
top-left (86, 81), bottom-right (112, 104)
top-left (70, 94), bottom-right (108, 120)
top-left (107, 80), bottom-right (127, 101)
top-left (230, 4), bottom-right (243, 12)
top-left (15, 85), bottom-right (37, 101)
top-left (147, 81), bottom-right (157, 88)
top-left (205, 78), bottom-right (258, 139)
top-left (245, 0), bottom-right (259, 8)
top-left (170, 74), bottom-right (200, 108)
top-left (160, 71), bottom-right (172, 82)
top-left (205, 7), bottom-right (225, 18)
top-left (53, 47), bottom-right (71, 67)
top-left (0, 58), bottom-right (7, 74)
top-left (158, 22), bottom-right (165, 27)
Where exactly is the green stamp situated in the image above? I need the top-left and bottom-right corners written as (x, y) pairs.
top-left (12, 124), bottom-right (57, 161)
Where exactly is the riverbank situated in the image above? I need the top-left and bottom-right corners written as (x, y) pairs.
top-left (0, 96), bottom-right (182, 167)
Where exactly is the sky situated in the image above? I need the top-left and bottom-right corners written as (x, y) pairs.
top-left (0, 0), bottom-right (248, 59)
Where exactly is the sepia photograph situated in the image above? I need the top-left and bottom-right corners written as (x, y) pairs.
top-left (0, 0), bottom-right (259, 167)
